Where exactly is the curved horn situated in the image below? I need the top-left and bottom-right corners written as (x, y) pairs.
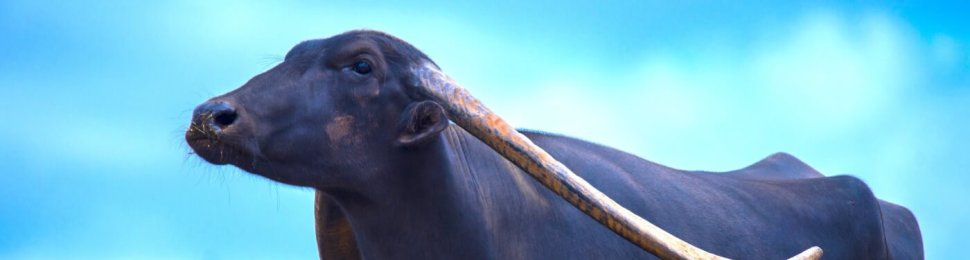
top-left (409, 62), bottom-right (822, 260)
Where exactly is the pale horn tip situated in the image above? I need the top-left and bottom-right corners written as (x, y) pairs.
top-left (787, 246), bottom-right (823, 260)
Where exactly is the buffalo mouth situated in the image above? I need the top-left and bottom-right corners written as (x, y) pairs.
top-left (185, 127), bottom-right (312, 186)
top-left (185, 130), bottom-right (251, 166)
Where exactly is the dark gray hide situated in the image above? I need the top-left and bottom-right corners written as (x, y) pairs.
top-left (315, 126), bottom-right (922, 259)
top-left (184, 30), bottom-right (922, 259)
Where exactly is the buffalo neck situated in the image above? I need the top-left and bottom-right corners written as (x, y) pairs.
top-left (331, 125), bottom-right (494, 259)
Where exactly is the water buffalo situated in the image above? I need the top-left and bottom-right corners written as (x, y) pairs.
top-left (186, 30), bottom-right (921, 259)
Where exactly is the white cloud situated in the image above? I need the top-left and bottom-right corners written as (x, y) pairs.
top-left (751, 11), bottom-right (916, 133)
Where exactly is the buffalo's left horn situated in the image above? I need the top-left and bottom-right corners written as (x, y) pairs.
top-left (408, 62), bottom-right (823, 260)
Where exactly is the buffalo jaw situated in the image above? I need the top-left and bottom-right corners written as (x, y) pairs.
top-left (409, 62), bottom-right (823, 260)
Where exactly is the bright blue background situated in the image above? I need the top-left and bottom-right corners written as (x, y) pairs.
top-left (2, 1), bottom-right (967, 259)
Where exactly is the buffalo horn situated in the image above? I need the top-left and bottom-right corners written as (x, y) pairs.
top-left (408, 62), bottom-right (822, 260)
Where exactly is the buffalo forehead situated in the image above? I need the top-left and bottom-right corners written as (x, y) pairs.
top-left (285, 39), bottom-right (327, 61)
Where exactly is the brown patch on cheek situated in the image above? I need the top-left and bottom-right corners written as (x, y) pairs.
top-left (325, 115), bottom-right (355, 145)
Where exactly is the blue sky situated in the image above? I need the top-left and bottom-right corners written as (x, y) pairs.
top-left (1, 1), bottom-right (967, 259)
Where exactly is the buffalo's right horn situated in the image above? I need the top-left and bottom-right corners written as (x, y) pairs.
top-left (408, 62), bottom-right (823, 260)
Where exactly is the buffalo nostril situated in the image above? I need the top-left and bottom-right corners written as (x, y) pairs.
top-left (213, 109), bottom-right (238, 127)
top-left (193, 101), bottom-right (239, 131)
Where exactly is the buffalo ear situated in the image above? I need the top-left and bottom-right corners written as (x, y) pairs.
top-left (396, 101), bottom-right (449, 146)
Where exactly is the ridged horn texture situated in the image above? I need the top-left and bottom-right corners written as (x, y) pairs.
top-left (409, 62), bottom-right (823, 260)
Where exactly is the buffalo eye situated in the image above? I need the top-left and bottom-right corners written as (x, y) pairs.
top-left (352, 60), bottom-right (372, 75)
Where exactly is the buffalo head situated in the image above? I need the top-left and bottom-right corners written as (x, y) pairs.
top-left (186, 31), bottom-right (448, 189)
